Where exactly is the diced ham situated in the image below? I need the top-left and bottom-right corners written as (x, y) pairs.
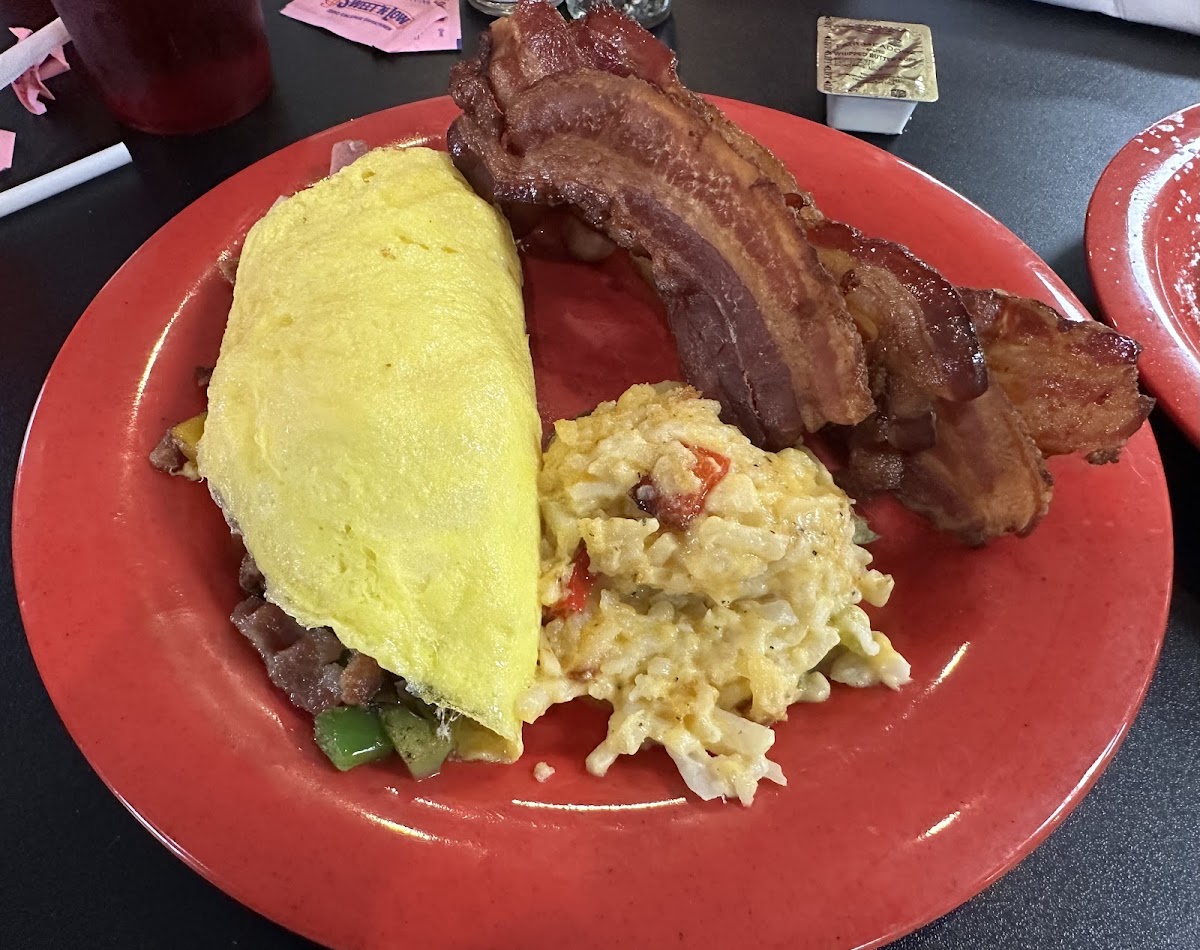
top-left (232, 597), bottom-right (341, 714)
top-left (230, 594), bottom-right (386, 713)
top-left (148, 429), bottom-right (187, 475)
top-left (329, 138), bottom-right (370, 175)
top-left (340, 651), bottom-right (384, 706)
top-left (238, 551), bottom-right (265, 596)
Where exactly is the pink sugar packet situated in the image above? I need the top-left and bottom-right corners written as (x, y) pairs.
top-left (8, 25), bottom-right (71, 115)
top-left (0, 128), bottom-right (15, 171)
top-left (281, 0), bottom-right (461, 53)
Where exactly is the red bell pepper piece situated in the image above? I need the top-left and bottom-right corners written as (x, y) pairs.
top-left (631, 443), bottom-right (731, 531)
top-left (548, 544), bottom-right (594, 618)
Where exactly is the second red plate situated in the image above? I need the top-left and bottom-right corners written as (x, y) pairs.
top-left (1087, 103), bottom-right (1200, 445)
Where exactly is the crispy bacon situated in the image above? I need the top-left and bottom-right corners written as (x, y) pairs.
top-left (961, 289), bottom-right (1154, 463)
top-left (802, 217), bottom-right (1039, 545)
top-left (451, 1), bottom-right (1151, 544)
top-left (810, 233), bottom-right (975, 458)
top-left (807, 219), bottom-right (987, 404)
top-left (841, 387), bottom-right (1053, 545)
top-left (899, 388), bottom-right (1052, 544)
top-left (808, 216), bottom-right (1148, 541)
top-left (448, 1), bottom-right (873, 448)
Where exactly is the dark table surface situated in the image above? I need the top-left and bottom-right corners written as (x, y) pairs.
top-left (3, 1), bottom-right (1198, 948)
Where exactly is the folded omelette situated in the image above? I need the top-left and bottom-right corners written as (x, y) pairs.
top-left (197, 146), bottom-right (541, 761)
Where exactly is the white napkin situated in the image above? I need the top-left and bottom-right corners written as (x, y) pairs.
top-left (1036, 0), bottom-right (1200, 35)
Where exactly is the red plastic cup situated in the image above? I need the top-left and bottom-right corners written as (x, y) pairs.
top-left (50, 0), bottom-right (272, 135)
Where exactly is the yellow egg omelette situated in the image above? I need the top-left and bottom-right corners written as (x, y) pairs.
top-left (197, 146), bottom-right (541, 761)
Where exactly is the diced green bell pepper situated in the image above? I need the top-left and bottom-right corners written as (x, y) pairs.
top-left (380, 705), bottom-right (453, 779)
top-left (314, 706), bottom-right (393, 771)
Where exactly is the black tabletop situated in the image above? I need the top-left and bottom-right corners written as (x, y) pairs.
top-left (3, 1), bottom-right (1198, 948)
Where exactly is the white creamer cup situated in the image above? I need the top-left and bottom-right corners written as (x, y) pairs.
top-left (825, 94), bottom-right (920, 135)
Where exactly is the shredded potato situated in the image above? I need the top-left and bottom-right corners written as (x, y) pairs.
top-left (520, 383), bottom-right (908, 805)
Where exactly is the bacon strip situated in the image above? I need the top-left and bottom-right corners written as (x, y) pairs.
top-left (961, 289), bottom-right (1153, 463)
top-left (810, 222), bottom-right (1149, 542)
top-left (448, 1), bottom-right (873, 448)
top-left (450, 1), bottom-right (1151, 544)
top-left (897, 389), bottom-right (1053, 545)
top-left (807, 219), bottom-right (987, 404)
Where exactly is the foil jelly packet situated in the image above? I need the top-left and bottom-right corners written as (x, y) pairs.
top-left (282, 0), bottom-right (461, 53)
top-left (817, 16), bottom-right (938, 135)
top-left (817, 16), bottom-right (938, 101)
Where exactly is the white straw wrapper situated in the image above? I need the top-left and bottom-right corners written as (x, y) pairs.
top-left (0, 17), bottom-right (71, 89)
top-left (0, 142), bottom-right (132, 219)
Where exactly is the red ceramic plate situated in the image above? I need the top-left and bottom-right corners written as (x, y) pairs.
top-left (1086, 104), bottom-right (1200, 445)
top-left (14, 98), bottom-right (1172, 950)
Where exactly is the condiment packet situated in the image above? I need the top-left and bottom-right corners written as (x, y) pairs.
top-left (281, 0), bottom-right (461, 53)
top-left (2, 23), bottom-right (73, 173)
top-left (0, 128), bottom-right (15, 172)
top-left (816, 16), bottom-right (938, 135)
top-left (8, 25), bottom-right (71, 115)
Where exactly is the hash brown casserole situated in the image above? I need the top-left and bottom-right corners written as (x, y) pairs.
top-left (520, 383), bottom-right (909, 805)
